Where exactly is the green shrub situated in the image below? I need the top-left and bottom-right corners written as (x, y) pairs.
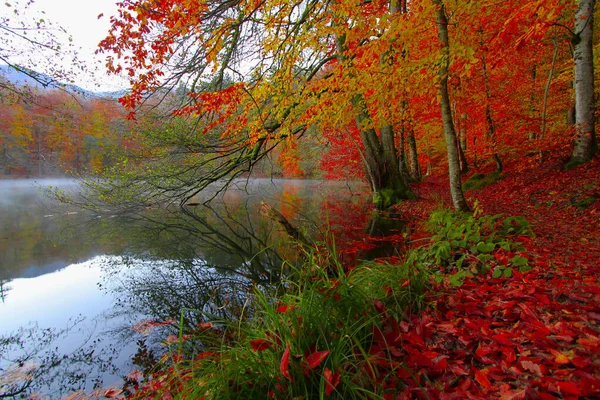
top-left (423, 203), bottom-right (533, 286)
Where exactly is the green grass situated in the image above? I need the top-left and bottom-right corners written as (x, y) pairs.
top-left (129, 207), bottom-right (534, 399)
top-left (130, 244), bottom-right (430, 399)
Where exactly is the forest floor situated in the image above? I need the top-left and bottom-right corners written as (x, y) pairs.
top-left (119, 154), bottom-right (600, 400)
top-left (386, 155), bottom-right (600, 399)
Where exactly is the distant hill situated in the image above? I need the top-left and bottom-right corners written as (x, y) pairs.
top-left (0, 64), bottom-right (127, 99)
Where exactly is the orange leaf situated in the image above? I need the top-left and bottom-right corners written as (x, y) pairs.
top-left (104, 388), bottom-right (123, 398)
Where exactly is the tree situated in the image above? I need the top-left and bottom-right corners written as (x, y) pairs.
top-left (433, 0), bottom-right (470, 212)
top-left (97, 0), bottom-right (421, 208)
top-left (0, 0), bottom-right (82, 99)
top-left (92, 0), bottom-right (599, 213)
top-left (570, 0), bottom-right (598, 166)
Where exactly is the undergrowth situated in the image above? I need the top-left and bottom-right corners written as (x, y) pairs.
top-left (125, 206), bottom-right (535, 399)
top-left (462, 170), bottom-right (502, 191)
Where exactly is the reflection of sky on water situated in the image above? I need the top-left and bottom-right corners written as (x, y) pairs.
top-left (1, 260), bottom-right (108, 332)
top-left (0, 178), bottom-right (372, 398)
top-left (0, 256), bottom-right (153, 397)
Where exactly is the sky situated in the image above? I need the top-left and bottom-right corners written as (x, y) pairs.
top-left (21, 0), bottom-right (128, 92)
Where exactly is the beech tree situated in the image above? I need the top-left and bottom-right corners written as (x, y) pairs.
top-left (96, 0), bottom-right (422, 208)
top-left (89, 0), bottom-right (598, 212)
top-left (433, 0), bottom-right (470, 212)
top-left (570, 0), bottom-right (598, 165)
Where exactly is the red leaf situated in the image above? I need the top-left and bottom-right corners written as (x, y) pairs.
top-left (538, 394), bottom-right (558, 400)
top-left (250, 339), bottom-right (272, 352)
top-left (581, 375), bottom-right (600, 396)
top-left (373, 299), bottom-right (386, 313)
top-left (280, 343), bottom-right (293, 382)
top-left (306, 350), bottom-right (329, 369)
top-left (556, 381), bottom-right (581, 396)
top-left (276, 305), bottom-right (293, 313)
top-left (324, 367), bottom-right (341, 396)
top-left (491, 334), bottom-right (514, 347)
top-left (500, 389), bottom-right (527, 400)
top-left (577, 335), bottom-right (600, 349)
top-left (475, 369), bottom-right (492, 390)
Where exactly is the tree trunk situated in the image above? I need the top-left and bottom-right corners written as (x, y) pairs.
top-left (452, 100), bottom-right (468, 174)
top-left (458, 138), bottom-right (469, 174)
top-left (529, 64), bottom-right (538, 140)
top-left (354, 95), bottom-right (413, 209)
top-left (458, 112), bottom-right (469, 174)
top-left (407, 126), bottom-right (421, 179)
top-left (398, 122), bottom-right (411, 178)
top-left (570, 0), bottom-right (598, 165)
top-left (435, 0), bottom-right (470, 212)
top-left (460, 113), bottom-right (468, 151)
top-left (336, 25), bottom-right (413, 209)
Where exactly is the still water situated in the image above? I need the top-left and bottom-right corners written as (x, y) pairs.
top-left (0, 179), bottom-right (375, 398)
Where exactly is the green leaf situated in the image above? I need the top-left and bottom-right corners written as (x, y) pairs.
top-left (478, 254), bottom-right (493, 263)
top-left (449, 271), bottom-right (465, 287)
top-left (503, 268), bottom-right (513, 278)
top-left (492, 268), bottom-right (502, 278)
top-left (476, 242), bottom-right (495, 253)
top-left (519, 265), bottom-right (532, 273)
top-left (434, 241), bottom-right (451, 263)
top-left (510, 255), bottom-right (528, 267)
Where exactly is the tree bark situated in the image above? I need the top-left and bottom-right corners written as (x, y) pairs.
top-left (435, 0), bottom-right (470, 212)
top-left (335, 23), bottom-right (412, 209)
top-left (398, 122), bottom-right (411, 178)
top-left (570, 0), bottom-right (598, 164)
top-left (407, 125), bottom-right (421, 179)
top-left (353, 95), bottom-right (412, 209)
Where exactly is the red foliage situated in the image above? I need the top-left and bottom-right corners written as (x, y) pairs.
top-left (385, 155), bottom-right (600, 398)
top-left (323, 367), bottom-right (341, 396)
top-left (319, 124), bottom-right (365, 181)
top-left (305, 350), bottom-right (329, 370)
top-left (280, 343), bottom-right (293, 383)
top-left (250, 339), bottom-right (272, 352)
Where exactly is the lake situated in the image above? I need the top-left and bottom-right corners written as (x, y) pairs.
top-left (0, 178), bottom-right (392, 398)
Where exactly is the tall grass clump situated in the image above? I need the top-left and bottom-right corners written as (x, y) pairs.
top-left (126, 206), bottom-right (536, 399)
top-left (131, 244), bottom-right (430, 399)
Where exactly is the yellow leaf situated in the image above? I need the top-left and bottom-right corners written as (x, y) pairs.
top-left (554, 353), bottom-right (570, 365)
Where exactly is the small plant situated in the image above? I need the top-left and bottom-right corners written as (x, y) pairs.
top-left (424, 203), bottom-right (533, 286)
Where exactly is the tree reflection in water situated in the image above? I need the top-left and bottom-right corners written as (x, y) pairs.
top-left (1, 179), bottom-right (407, 397)
top-left (0, 318), bottom-right (121, 398)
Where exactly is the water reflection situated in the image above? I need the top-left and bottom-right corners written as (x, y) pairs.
top-left (1, 178), bottom-right (380, 398)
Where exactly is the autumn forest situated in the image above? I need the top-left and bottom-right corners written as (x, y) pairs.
top-left (1, 0), bottom-right (600, 398)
